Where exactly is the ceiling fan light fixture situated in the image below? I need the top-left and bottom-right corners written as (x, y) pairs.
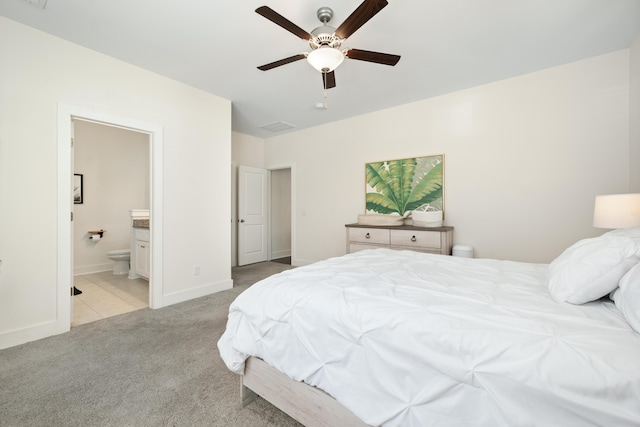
top-left (306, 47), bottom-right (344, 73)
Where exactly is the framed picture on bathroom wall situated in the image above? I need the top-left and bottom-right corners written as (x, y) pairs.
top-left (74, 174), bottom-right (83, 204)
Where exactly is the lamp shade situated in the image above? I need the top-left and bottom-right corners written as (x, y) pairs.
top-left (593, 193), bottom-right (640, 229)
top-left (306, 47), bottom-right (344, 73)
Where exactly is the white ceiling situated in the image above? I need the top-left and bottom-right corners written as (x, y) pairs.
top-left (2, 0), bottom-right (639, 139)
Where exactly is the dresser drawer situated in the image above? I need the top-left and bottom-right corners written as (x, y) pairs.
top-left (390, 229), bottom-right (441, 249)
top-left (348, 227), bottom-right (390, 245)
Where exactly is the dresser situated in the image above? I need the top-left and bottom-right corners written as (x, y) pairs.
top-left (345, 223), bottom-right (453, 255)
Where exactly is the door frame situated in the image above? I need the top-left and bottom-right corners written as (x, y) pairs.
top-left (57, 104), bottom-right (164, 331)
top-left (231, 163), bottom-right (296, 267)
top-left (266, 165), bottom-right (296, 266)
top-left (265, 163), bottom-right (296, 265)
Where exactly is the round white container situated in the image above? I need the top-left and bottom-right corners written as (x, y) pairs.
top-left (453, 245), bottom-right (474, 258)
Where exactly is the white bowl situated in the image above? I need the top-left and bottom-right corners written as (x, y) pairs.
top-left (411, 210), bottom-right (442, 227)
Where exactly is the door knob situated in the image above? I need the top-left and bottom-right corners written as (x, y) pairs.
top-left (240, 219), bottom-right (245, 223)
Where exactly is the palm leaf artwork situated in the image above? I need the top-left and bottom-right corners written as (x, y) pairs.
top-left (365, 155), bottom-right (443, 216)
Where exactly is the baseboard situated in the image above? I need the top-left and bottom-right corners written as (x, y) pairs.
top-left (0, 318), bottom-right (69, 350)
top-left (74, 263), bottom-right (113, 276)
top-left (271, 250), bottom-right (291, 260)
top-left (159, 278), bottom-right (233, 308)
top-left (291, 258), bottom-right (314, 267)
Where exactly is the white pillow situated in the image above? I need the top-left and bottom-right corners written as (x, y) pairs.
top-left (609, 287), bottom-right (620, 303)
top-left (604, 226), bottom-right (640, 239)
top-left (548, 235), bottom-right (640, 304)
top-left (612, 262), bottom-right (640, 333)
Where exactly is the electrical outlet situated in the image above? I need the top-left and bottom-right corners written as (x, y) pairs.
top-left (193, 265), bottom-right (200, 276)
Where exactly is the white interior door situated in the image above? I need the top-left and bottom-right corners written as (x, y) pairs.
top-left (238, 166), bottom-right (268, 266)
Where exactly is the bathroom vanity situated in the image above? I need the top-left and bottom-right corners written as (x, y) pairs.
top-left (129, 209), bottom-right (150, 280)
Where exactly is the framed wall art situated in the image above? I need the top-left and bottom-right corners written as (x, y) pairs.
top-left (74, 173), bottom-right (83, 204)
top-left (365, 154), bottom-right (443, 216)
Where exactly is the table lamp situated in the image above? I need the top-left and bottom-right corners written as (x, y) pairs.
top-left (593, 193), bottom-right (640, 229)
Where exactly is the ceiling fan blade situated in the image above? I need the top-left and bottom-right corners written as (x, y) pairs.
top-left (345, 48), bottom-right (400, 66)
top-left (322, 71), bottom-right (336, 89)
top-left (257, 54), bottom-right (307, 71)
top-left (256, 6), bottom-right (312, 40)
top-left (335, 0), bottom-right (388, 39)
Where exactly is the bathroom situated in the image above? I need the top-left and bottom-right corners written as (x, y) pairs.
top-left (72, 119), bottom-right (150, 326)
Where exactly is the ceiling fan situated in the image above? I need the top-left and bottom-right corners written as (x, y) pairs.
top-left (256, 0), bottom-right (401, 90)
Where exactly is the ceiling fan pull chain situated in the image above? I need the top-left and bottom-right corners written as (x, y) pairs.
top-left (322, 70), bottom-right (329, 109)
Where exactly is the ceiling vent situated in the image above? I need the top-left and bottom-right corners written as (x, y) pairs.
top-left (259, 121), bottom-right (296, 133)
top-left (23, 0), bottom-right (47, 9)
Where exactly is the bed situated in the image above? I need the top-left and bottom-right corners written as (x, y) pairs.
top-left (218, 228), bottom-right (640, 426)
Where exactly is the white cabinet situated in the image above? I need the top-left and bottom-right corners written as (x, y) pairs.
top-left (346, 224), bottom-right (453, 255)
top-left (134, 228), bottom-right (150, 279)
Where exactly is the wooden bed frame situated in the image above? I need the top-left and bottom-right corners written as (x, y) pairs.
top-left (241, 356), bottom-right (369, 427)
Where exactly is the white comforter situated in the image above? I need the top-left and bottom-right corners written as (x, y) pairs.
top-left (218, 249), bottom-right (640, 426)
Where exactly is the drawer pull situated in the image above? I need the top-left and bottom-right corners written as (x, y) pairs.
top-left (365, 232), bottom-right (370, 239)
top-left (411, 235), bottom-right (417, 242)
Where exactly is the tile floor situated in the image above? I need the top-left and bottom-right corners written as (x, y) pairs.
top-left (72, 271), bottom-right (149, 327)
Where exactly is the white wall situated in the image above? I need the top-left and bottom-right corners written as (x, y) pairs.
top-left (264, 50), bottom-right (631, 264)
top-left (631, 33), bottom-right (640, 192)
top-left (232, 131), bottom-right (265, 168)
top-left (0, 17), bottom-right (232, 349)
top-left (73, 120), bottom-right (149, 275)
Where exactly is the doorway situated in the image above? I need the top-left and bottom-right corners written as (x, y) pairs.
top-left (234, 164), bottom-right (294, 267)
top-left (57, 105), bottom-right (164, 332)
top-left (269, 168), bottom-right (292, 264)
top-left (71, 119), bottom-right (150, 326)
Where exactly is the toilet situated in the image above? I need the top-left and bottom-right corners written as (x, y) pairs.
top-left (106, 249), bottom-right (131, 275)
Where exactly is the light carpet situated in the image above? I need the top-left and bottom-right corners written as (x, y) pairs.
top-left (0, 261), bottom-right (302, 427)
